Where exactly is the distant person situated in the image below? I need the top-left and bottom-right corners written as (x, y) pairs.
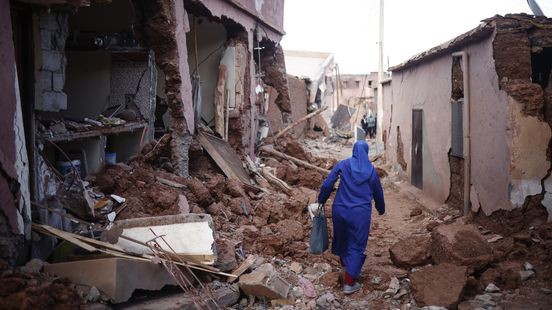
top-left (367, 114), bottom-right (376, 139)
top-left (360, 114), bottom-right (369, 138)
top-left (317, 140), bottom-right (385, 294)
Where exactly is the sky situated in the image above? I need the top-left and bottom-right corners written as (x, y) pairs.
top-left (281, 0), bottom-right (552, 74)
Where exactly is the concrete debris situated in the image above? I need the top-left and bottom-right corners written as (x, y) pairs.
top-left (298, 276), bottom-right (317, 298)
top-left (383, 277), bottom-right (401, 298)
top-left (86, 286), bottom-right (101, 303)
top-left (524, 262), bottom-right (535, 271)
top-left (519, 270), bottom-right (535, 281)
top-left (485, 283), bottom-right (501, 293)
top-left (19, 258), bottom-right (47, 274)
top-left (238, 263), bottom-right (291, 300)
top-left (315, 292), bottom-right (336, 308)
top-left (289, 261), bottom-right (303, 274)
top-left (410, 263), bottom-right (468, 309)
top-left (486, 234), bottom-right (504, 243)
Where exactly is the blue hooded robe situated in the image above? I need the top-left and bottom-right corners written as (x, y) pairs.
top-left (317, 141), bottom-right (385, 279)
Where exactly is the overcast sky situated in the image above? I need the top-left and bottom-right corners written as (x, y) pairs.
top-left (281, 0), bottom-right (552, 74)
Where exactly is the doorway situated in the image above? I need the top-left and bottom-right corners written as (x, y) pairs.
top-left (411, 109), bottom-right (423, 189)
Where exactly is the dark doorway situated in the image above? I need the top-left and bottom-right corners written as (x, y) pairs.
top-left (411, 110), bottom-right (423, 189)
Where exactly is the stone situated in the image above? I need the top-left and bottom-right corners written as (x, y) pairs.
top-left (394, 288), bottom-right (408, 300)
top-left (383, 277), bottom-right (401, 298)
top-left (215, 239), bottom-right (237, 272)
top-left (239, 263), bottom-right (291, 300)
top-left (289, 262), bottom-right (303, 274)
top-left (19, 258), bottom-right (46, 274)
top-left (519, 270), bottom-right (535, 281)
top-left (410, 263), bottom-right (468, 309)
top-left (318, 271), bottom-right (340, 288)
top-left (298, 277), bottom-right (317, 298)
top-left (316, 292), bottom-right (335, 308)
top-left (87, 286), bottom-right (101, 303)
top-left (485, 283), bottom-right (500, 293)
top-left (389, 235), bottom-right (431, 268)
top-left (276, 219), bottom-right (304, 241)
top-left (430, 223), bottom-right (493, 269)
top-left (410, 207), bottom-right (423, 217)
top-left (458, 300), bottom-right (486, 310)
top-left (524, 262), bottom-right (534, 271)
top-left (290, 286), bottom-right (303, 299)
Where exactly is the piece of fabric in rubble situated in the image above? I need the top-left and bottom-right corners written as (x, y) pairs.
top-left (317, 140), bottom-right (385, 279)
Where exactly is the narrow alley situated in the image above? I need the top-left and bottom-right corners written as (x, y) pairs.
top-left (1, 0), bottom-right (552, 309)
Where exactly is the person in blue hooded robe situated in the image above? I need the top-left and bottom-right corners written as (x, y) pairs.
top-left (317, 140), bottom-right (385, 294)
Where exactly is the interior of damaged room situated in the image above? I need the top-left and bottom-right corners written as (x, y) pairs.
top-left (1, 0), bottom-right (552, 309)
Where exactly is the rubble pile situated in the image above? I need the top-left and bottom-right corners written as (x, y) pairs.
top-left (0, 259), bottom-right (84, 309)
top-left (384, 203), bottom-right (552, 309)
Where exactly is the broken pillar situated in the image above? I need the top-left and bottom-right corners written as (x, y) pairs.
top-left (132, 0), bottom-right (194, 177)
top-left (239, 263), bottom-right (291, 299)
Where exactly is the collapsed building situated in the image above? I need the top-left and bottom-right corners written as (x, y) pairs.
top-left (382, 14), bottom-right (552, 219)
top-left (277, 50), bottom-right (335, 137)
top-left (1, 0), bottom-right (291, 265)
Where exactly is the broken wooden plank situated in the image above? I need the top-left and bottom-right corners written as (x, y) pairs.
top-left (214, 65), bottom-right (227, 138)
top-left (259, 146), bottom-right (330, 175)
top-left (260, 167), bottom-right (292, 194)
top-left (227, 255), bottom-right (257, 283)
top-left (156, 176), bottom-right (186, 188)
top-left (33, 224), bottom-right (98, 252)
top-left (273, 106), bottom-right (328, 140)
top-left (197, 131), bottom-right (253, 186)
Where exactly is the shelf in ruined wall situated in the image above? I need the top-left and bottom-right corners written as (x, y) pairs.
top-left (38, 122), bottom-right (147, 142)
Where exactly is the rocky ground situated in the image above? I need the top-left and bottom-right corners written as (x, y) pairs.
top-left (3, 135), bottom-right (551, 309)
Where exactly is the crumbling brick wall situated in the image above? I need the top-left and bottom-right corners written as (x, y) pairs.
top-left (131, 0), bottom-right (194, 176)
top-left (493, 15), bottom-right (552, 214)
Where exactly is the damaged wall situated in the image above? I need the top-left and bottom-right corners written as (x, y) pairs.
top-left (132, 0), bottom-right (194, 176)
top-left (383, 15), bottom-right (552, 218)
top-left (0, 0), bottom-right (31, 265)
top-left (35, 10), bottom-right (69, 112)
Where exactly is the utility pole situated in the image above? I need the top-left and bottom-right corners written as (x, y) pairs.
top-left (376, 0), bottom-right (384, 147)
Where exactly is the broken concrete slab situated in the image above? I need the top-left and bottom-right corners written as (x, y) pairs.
top-left (104, 214), bottom-right (216, 264)
top-left (118, 283), bottom-right (240, 309)
top-left (431, 222), bottom-right (493, 269)
top-left (389, 235), bottom-right (431, 268)
top-left (239, 263), bottom-right (291, 299)
top-left (410, 263), bottom-right (468, 309)
top-left (44, 258), bottom-right (178, 303)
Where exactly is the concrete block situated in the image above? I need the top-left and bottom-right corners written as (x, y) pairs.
top-left (43, 258), bottom-right (178, 303)
top-left (41, 71), bottom-right (52, 91)
top-left (41, 91), bottom-right (67, 111)
top-left (52, 72), bottom-right (65, 91)
top-left (239, 263), bottom-right (291, 299)
top-left (41, 50), bottom-right (64, 72)
top-left (40, 29), bottom-right (52, 50)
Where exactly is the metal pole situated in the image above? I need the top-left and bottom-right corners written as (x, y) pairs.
top-left (376, 0), bottom-right (385, 151)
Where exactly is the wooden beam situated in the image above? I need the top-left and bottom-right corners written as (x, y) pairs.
top-left (273, 106), bottom-right (328, 140)
top-left (259, 146), bottom-right (330, 175)
top-left (214, 65), bottom-right (227, 138)
top-left (227, 255), bottom-right (257, 283)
